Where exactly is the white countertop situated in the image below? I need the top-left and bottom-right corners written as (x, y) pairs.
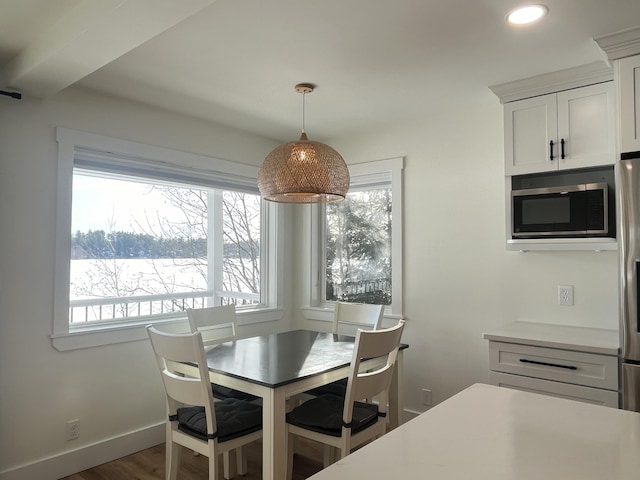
top-left (483, 321), bottom-right (620, 355)
top-left (309, 383), bottom-right (640, 480)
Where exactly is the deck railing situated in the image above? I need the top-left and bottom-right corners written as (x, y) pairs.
top-left (69, 290), bottom-right (259, 324)
top-left (329, 277), bottom-right (391, 304)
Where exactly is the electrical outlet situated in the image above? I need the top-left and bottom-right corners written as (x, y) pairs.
top-left (558, 285), bottom-right (574, 306)
top-left (66, 419), bottom-right (80, 441)
top-left (422, 388), bottom-right (432, 406)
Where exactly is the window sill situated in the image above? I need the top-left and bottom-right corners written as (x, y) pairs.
top-left (51, 308), bottom-right (285, 351)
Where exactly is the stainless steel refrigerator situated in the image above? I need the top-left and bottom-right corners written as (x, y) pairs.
top-left (618, 152), bottom-right (640, 412)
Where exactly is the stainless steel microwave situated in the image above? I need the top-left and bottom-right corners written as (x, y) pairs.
top-left (511, 183), bottom-right (613, 239)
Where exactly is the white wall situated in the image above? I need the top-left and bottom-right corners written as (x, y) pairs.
top-left (0, 88), bottom-right (287, 478)
top-left (0, 86), bottom-right (620, 477)
top-left (292, 101), bottom-right (619, 413)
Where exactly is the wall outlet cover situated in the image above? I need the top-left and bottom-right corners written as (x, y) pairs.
top-left (558, 285), bottom-right (574, 306)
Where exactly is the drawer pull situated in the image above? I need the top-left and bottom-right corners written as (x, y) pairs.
top-left (519, 358), bottom-right (577, 370)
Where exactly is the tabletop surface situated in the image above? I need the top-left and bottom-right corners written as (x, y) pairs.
top-left (204, 329), bottom-right (358, 387)
top-left (309, 383), bottom-right (640, 480)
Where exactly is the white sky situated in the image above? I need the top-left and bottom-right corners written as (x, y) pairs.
top-left (71, 173), bottom-right (179, 233)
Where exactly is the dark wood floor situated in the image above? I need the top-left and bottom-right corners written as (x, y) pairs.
top-left (61, 439), bottom-right (324, 480)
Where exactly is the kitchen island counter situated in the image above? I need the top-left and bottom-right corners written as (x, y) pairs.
top-left (309, 383), bottom-right (640, 480)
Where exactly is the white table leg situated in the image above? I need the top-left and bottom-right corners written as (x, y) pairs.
top-left (262, 387), bottom-right (288, 480)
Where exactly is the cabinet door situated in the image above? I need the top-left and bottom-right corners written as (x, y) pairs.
top-left (619, 55), bottom-right (640, 153)
top-left (557, 82), bottom-right (616, 169)
top-left (504, 94), bottom-right (557, 175)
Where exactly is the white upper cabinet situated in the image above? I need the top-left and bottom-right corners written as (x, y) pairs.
top-left (504, 94), bottom-right (557, 175)
top-left (504, 82), bottom-right (616, 176)
top-left (557, 84), bottom-right (616, 168)
top-left (618, 55), bottom-right (640, 153)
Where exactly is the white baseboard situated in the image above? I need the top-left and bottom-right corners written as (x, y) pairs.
top-left (0, 423), bottom-right (164, 480)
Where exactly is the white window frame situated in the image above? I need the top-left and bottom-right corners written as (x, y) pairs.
top-left (302, 157), bottom-right (404, 323)
top-left (52, 128), bottom-right (284, 351)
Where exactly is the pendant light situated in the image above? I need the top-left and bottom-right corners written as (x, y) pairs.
top-left (258, 83), bottom-right (350, 203)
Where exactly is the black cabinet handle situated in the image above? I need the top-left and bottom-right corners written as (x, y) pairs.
top-left (549, 140), bottom-right (554, 161)
top-left (560, 138), bottom-right (565, 159)
top-left (519, 358), bottom-right (577, 370)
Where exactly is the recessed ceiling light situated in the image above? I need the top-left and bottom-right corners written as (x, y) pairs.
top-left (506, 4), bottom-right (548, 25)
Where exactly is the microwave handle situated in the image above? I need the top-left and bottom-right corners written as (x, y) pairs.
top-left (549, 140), bottom-right (554, 161)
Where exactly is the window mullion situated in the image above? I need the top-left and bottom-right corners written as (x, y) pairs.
top-left (310, 204), bottom-right (325, 307)
top-left (210, 190), bottom-right (224, 306)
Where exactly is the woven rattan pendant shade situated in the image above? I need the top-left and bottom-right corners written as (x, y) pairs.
top-left (258, 84), bottom-right (349, 203)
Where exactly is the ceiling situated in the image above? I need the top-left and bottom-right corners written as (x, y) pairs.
top-left (1, 0), bottom-right (640, 142)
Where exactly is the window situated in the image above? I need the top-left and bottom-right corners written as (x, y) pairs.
top-left (69, 171), bottom-right (262, 324)
top-left (325, 186), bottom-right (392, 305)
top-left (305, 157), bottom-right (403, 320)
top-left (53, 129), bottom-right (282, 350)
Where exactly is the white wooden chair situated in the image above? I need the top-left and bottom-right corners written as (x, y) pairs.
top-left (305, 302), bottom-right (385, 398)
top-left (285, 320), bottom-right (405, 478)
top-left (146, 325), bottom-right (262, 480)
top-left (187, 305), bottom-right (258, 402)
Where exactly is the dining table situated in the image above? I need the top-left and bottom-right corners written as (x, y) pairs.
top-left (175, 328), bottom-right (407, 480)
top-left (307, 382), bottom-right (640, 480)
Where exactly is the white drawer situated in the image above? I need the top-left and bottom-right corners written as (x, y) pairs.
top-left (489, 341), bottom-right (618, 391)
top-left (489, 371), bottom-right (620, 408)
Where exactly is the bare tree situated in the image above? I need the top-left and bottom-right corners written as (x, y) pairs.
top-left (71, 180), bottom-right (262, 321)
top-left (222, 191), bottom-right (260, 299)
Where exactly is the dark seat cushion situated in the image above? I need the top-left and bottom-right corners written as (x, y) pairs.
top-left (212, 383), bottom-right (260, 402)
top-left (304, 378), bottom-right (347, 397)
top-left (176, 398), bottom-right (262, 442)
top-left (286, 394), bottom-right (379, 437)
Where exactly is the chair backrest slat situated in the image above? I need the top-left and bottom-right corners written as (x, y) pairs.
top-left (355, 323), bottom-right (403, 359)
top-left (164, 374), bottom-right (204, 407)
top-left (332, 302), bottom-right (384, 335)
top-left (187, 305), bottom-right (237, 345)
top-left (351, 364), bottom-right (395, 402)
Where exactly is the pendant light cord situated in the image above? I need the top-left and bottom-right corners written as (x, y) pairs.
top-left (301, 90), bottom-right (306, 134)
